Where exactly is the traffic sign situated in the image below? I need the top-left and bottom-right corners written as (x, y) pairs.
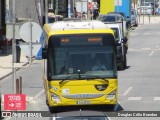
top-left (4, 94), bottom-right (26, 110)
top-left (19, 21), bottom-right (42, 43)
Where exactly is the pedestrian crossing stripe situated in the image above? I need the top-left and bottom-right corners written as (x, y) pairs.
top-left (154, 97), bottom-right (160, 101)
top-left (127, 97), bottom-right (142, 100)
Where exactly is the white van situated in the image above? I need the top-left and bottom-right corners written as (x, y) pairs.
top-left (105, 23), bottom-right (128, 70)
top-left (131, 9), bottom-right (138, 27)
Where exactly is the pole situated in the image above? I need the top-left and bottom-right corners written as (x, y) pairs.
top-left (87, 0), bottom-right (88, 19)
top-left (154, 0), bottom-right (156, 21)
top-left (12, 0), bottom-right (16, 94)
top-left (154, 0), bottom-right (155, 16)
top-left (55, 0), bottom-right (58, 21)
top-left (29, 19), bottom-right (33, 64)
top-left (139, 0), bottom-right (141, 23)
top-left (51, 0), bottom-right (53, 9)
top-left (68, 0), bottom-right (71, 18)
top-left (143, 0), bottom-right (145, 24)
top-left (19, 76), bottom-right (22, 94)
top-left (45, 0), bottom-right (48, 23)
top-left (16, 79), bottom-right (19, 94)
top-left (81, 1), bottom-right (83, 20)
top-left (12, 1), bottom-right (17, 119)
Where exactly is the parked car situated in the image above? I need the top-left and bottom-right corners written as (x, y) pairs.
top-left (97, 14), bottom-right (127, 34)
top-left (108, 12), bottom-right (131, 28)
top-left (131, 9), bottom-right (138, 27)
top-left (105, 24), bottom-right (128, 70)
top-left (137, 2), bottom-right (152, 15)
top-left (50, 110), bottom-right (111, 120)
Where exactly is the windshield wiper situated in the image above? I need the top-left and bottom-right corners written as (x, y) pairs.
top-left (59, 75), bottom-right (76, 85)
top-left (59, 75), bottom-right (109, 85)
top-left (59, 70), bottom-right (83, 85)
top-left (84, 75), bottom-right (109, 82)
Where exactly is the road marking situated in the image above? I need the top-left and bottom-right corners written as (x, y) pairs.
top-left (123, 87), bottom-right (132, 96)
top-left (156, 45), bottom-right (159, 49)
top-left (149, 51), bottom-right (154, 56)
top-left (156, 32), bottom-right (160, 35)
top-left (26, 96), bottom-right (34, 102)
top-left (127, 97), bottom-right (142, 100)
top-left (154, 97), bottom-right (160, 100)
top-left (141, 48), bottom-right (151, 50)
top-left (130, 33), bottom-right (137, 36)
top-left (143, 33), bottom-right (151, 35)
top-left (34, 89), bottom-right (45, 100)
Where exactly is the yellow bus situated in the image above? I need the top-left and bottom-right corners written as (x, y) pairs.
top-left (42, 20), bottom-right (118, 112)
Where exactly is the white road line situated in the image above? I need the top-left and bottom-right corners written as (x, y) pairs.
top-left (123, 87), bottom-right (132, 96)
top-left (141, 48), bottom-right (151, 50)
top-left (128, 97), bottom-right (142, 100)
top-left (130, 33), bottom-right (137, 36)
top-left (34, 89), bottom-right (45, 100)
top-left (154, 97), bottom-right (160, 100)
top-left (156, 45), bottom-right (159, 49)
top-left (149, 51), bottom-right (154, 56)
top-left (156, 32), bottom-right (160, 35)
top-left (143, 33), bottom-right (151, 35)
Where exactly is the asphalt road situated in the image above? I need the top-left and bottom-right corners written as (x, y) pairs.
top-left (1, 23), bottom-right (160, 120)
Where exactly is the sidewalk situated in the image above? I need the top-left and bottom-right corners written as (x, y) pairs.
top-left (0, 50), bottom-right (28, 80)
top-left (139, 15), bottom-right (160, 24)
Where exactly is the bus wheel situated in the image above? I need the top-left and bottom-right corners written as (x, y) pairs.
top-left (109, 105), bottom-right (116, 111)
top-left (49, 107), bottom-right (59, 113)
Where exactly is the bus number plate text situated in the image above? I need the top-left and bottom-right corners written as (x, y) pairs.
top-left (77, 100), bottom-right (91, 104)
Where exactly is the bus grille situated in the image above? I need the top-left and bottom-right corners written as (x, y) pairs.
top-left (62, 94), bottom-right (105, 99)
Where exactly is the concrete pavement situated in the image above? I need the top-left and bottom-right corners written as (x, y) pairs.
top-left (0, 50), bottom-right (28, 80)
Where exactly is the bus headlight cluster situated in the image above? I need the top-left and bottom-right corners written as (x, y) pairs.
top-left (51, 93), bottom-right (61, 102)
top-left (106, 90), bottom-right (116, 100)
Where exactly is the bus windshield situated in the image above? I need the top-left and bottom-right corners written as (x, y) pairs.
top-left (48, 35), bottom-right (117, 80)
top-left (48, 46), bottom-right (116, 80)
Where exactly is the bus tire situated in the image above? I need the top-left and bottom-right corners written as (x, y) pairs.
top-left (109, 104), bottom-right (116, 111)
top-left (49, 106), bottom-right (59, 113)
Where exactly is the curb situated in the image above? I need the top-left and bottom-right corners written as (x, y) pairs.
top-left (0, 62), bottom-right (28, 81)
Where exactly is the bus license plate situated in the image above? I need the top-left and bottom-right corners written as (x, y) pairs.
top-left (77, 100), bottom-right (91, 104)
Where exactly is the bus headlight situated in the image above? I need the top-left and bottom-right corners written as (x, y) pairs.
top-left (51, 93), bottom-right (61, 102)
top-left (106, 90), bottom-right (116, 100)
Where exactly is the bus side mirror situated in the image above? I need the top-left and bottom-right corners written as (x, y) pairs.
top-left (42, 48), bottom-right (47, 59)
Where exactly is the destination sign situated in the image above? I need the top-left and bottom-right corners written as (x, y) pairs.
top-left (60, 36), bottom-right (102, 46)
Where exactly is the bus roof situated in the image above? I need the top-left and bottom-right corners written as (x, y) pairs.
top-left (43, 20), bottom-right (114, 37)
